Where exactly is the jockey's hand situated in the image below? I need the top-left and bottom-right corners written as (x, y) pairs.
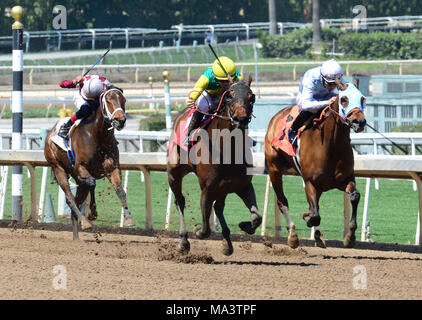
top-left (187, 97), bottom-right (195, 108)
top-left (73, 75), bottom-right (84, 84)
top-left (327, 96), bottom-right (337, 106)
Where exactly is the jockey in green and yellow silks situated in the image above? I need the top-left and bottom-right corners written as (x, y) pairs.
top-left (184, 56), bottom-right (242, 147)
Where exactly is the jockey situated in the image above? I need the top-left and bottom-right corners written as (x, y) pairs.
top-left (183, 56), bottom-right (242, 146)
top-left (57, 74), bottom-right (110, 139)
top-left (288, 59), bottom-right (344, 148)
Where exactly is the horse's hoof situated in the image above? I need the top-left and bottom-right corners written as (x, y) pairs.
top-left (287, 225), bottom-right (299, 249)
top-left (306, 215), bottom-right (321, 228)
top-left (251, 214), bottom-right (262, 228)
top-left (87, 211), bottom-right (97, 222)
top-left (178, 240), bottom-right (190, 254)
top-left (343, 234), bottom-right (356, 248)
top-left (195, 230), bottom-right (210, 239)
top-left (123, 218), bottom-right (136, 227)
top-left (239, 221), bottom-right (255, 235)
top-left (314, 230), bottom-right (326, 248)
top-left (222, 240), bottom-right (233, 256)
top-left (81, 218), bottom-right (92, 230)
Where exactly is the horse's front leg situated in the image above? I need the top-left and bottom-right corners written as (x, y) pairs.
top-left (213, 197), bottom-right (233, 256)
top-left (341, 179), bottom-right (360, 248)
top-left (107, 168), bottom-right (135, 227)
top-left (195, 188), bottom-right (213, 240)
top-left (236, 182), bottom-right (262, 235)
top-left (53, 167), bottom-right (92, 240)
top-left (168, 165), bottom-right (190, 253)
top-left (301, 181), bottom-right (326, 248)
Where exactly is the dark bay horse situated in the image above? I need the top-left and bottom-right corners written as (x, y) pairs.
top-left (44, 86), bottom-right (135, 240)
top-left (265, 78), bottom-right (366, 248)
top-left (167, 76), bottom-right (262, 255)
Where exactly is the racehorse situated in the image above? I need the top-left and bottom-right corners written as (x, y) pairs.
top-left (265, 77), bottom-right (366, 248)
top-left (167, 75), bottom-right (262, 256)
top-left (44, 86), bottom-right (135, 240)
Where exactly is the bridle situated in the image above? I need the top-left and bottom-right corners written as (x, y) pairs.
top-left (100, 88), bottom-right (125, 130)
top-left (192, 82), bottom-right (255, 126)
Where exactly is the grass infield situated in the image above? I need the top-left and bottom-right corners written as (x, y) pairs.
top-left (1, 168), bottom-right (419, 245)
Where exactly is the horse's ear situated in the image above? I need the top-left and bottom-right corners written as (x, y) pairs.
top-left (247, 74), bottom-right (253, 87)
top-left (353, 76), bottom-right (360, 89)
top-left (335, 78), bottom-right (347, 91)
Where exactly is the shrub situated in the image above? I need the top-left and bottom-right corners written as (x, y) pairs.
top-left (259, 29), bottom-right (422, 60)
top-left (391, 123), bottom-right (422, 132)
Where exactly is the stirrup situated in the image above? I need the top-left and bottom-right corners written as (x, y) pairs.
top-left (288, 129), bottom-right (298, 148)
top-left (58, 125), bottom-right (71, 139)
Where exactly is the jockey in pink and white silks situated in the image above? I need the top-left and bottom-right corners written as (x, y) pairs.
top-left (288, 59), bottom-right (345, 148)
top-left (57, 75), bottom-right (111, 139)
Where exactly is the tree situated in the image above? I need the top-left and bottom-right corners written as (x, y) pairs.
top-left (312, 0), bottom-right (321, 53)
top-left (268, 0), bottom-right (277, 35)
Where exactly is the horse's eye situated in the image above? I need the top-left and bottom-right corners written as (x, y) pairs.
top-left (340, 97), bottom-right (348, 106)
top-left (250, 94), bottom-right (256, 104)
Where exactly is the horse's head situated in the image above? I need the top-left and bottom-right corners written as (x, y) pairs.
top-left (224, 75), bottom-right (255, 129)
top-left (101, 86), bottom-right (127, 130)
top-left (335, 78), bottom-right (366, 133)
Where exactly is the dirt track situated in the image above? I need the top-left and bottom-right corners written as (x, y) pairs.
top-left (0, 224), bottom-right (421, 301)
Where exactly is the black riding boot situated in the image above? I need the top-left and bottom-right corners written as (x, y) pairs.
top-left (288, 110), bottom-right (313, 148)
top-left (58, 119), bottom-right (73, 139)
top-left (184, 110), bottom-right (203, 147)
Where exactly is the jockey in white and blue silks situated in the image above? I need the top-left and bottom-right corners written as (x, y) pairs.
top-left (288, 59), bottom-right (344, 148)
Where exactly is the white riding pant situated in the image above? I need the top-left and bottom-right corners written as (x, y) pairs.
top-left (73, 91), bottom-right (95, 110)
top-left (196, 91), bottom-right (220, 113)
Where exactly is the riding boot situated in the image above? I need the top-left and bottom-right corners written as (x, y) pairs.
top-left (58, 119), bottom-right (73, 140)
top-left (288, 110), bottom-right (313, 148)
top-left (183, 110), bottom-right (203, 147)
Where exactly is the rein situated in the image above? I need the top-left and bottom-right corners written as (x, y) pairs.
top-left (313, 102), bottom-right (351, 128)
top-left (188, 85), bottom-right (253, 124)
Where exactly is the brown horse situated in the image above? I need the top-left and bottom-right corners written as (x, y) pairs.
top-left (167, 76), bottom-right (262, 255)
top-left (44, 86), bottom-right (135, 240)
top-left (265, 78), bottom-right (366, 248)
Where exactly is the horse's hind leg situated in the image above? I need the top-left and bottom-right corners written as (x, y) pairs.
top-left (168, 167), bottom-right (189, 253)
top-left (340, 178), bottom-right (360, 248)
top-left (107, 168), bottom-right (135, 227)
top-left (195, 188), bottom-right (213, 240)
top-left (236, 182), bottom-right (262, 235)
top-left (268, 167), bottom-right (299, 249)
top-left (213, 197), bottom-right (233, 256)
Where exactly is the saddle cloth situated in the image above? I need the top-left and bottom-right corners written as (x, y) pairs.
top-left (50, 117), bottom-right (80, 151)
top-left (168, 108), bottom-right (216, 152)
top-left (270, 105), bottom-right (302, 157)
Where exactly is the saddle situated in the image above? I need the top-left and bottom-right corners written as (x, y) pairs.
top-left (51, 117), bottom-right (81, 167)
top-left (271, 105), bottom-right (329, 157)
top-left (168, 108), bottom-right (216, 152)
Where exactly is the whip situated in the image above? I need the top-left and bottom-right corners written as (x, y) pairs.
top-left (83, 48), bottom-right (110, 77)
top-left (365, 123), bottom-right (408, 155)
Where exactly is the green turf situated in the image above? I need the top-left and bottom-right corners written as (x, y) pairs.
top-left (1, 168), bottom-right (419, 245)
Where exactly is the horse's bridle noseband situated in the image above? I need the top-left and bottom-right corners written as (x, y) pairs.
top-left (100, 88), bottom-right (125, 130)
top-left (221, 83), bottom-right (255, 126)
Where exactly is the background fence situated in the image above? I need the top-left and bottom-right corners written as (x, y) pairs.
top-left (1, 15), bottom-right (422, 53)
